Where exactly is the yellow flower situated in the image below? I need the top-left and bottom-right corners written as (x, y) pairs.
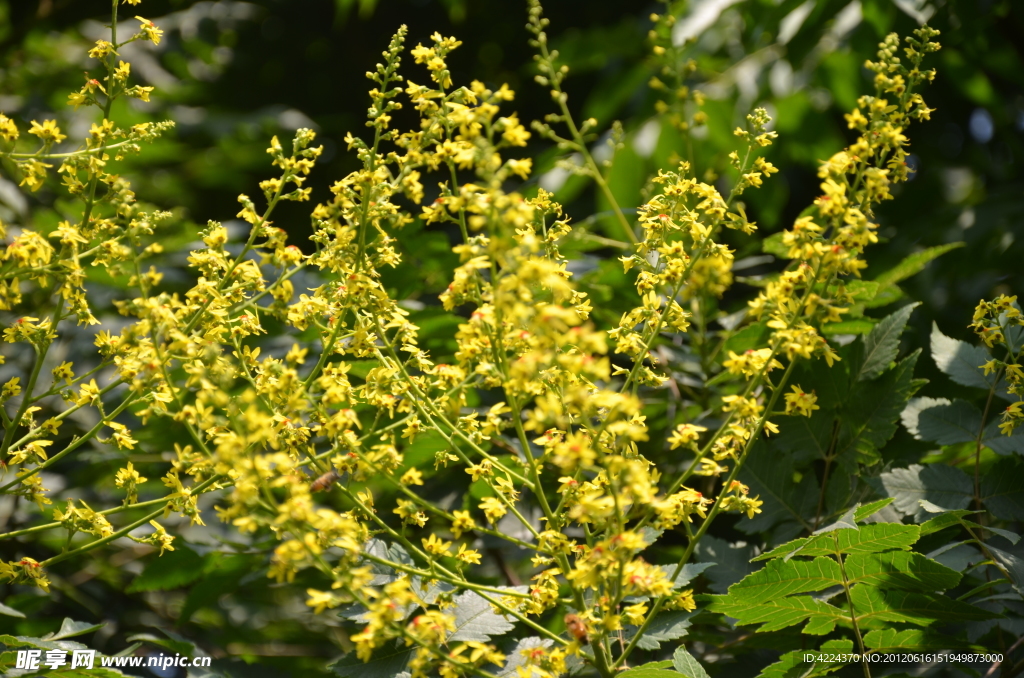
top-left (400, 467), bottom-right (424, 486)
top-left (783, 385), bottom-right (820, 417)
top-left (455, 544), bottom-right (481, 565)
top-left (422, 533), bottom-right (452, 556)
top-left (135, 16), bottom-right (164, 45)
top-left (28, 119), bottom-right (67, 144)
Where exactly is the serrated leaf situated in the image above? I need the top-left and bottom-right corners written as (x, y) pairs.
top-left (854, 498), bottom-right (895, 522)
top-left (46, 619), bottom-right (104, 641)
top-left (965, 522), bottom-right (1020, 545)
top-left (981, 420), bottom-right (1024, 454)
top-left (863, 628), bottom-right (970, 651)
top-left (874, 243), bottom-right (964, 287)
top-left (857, 303), bottom-right (918, 381)
top-left (851, 586), bottom-right (998, 626)
top-left (724, 557), bottom-right (843, 603)
top-left (757, 640), bottom-right (854, 678)
top-left (845, 552), bottom-right (962, 591)
top-left (798, 523), bottom-right (921, 557)
top-left (876, 464), bottom-right (973, 521)
top-left (737, 444), bottom-right (817, 539)
top-left (706, 593), bottom-right (845, 633)
top-left (981, 458), bottom-right (1024, 520)
top-left (692, 536), bottom-right (758, 593)
top-left (901, 397), bottom-right (951, 438)
top-left (362, 539), bottom-right (415, 586)
top-left (838, 350), bottom-right (924, 464)
top-left (673, 647), bottom-right (709, 678)
top-left (632, 611), bottom-right (696, 650)
top-left (657, 561), bottom-right (715, 590)
top-left (447, 589), bottom-right (517, 642)
top-left (331, 641), bottom-right (412, 678)
top-left (919, 508), bottom-right (979, 536)
top-left (931, 323), bottom-right (994, 390)
top-left (812, 507), bottom-right (858, 534)
top-left (914, 399), bottom-right (983, 445)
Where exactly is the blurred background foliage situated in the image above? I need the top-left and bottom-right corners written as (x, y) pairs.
top-left (1, 0), bottom-right (1022, 675)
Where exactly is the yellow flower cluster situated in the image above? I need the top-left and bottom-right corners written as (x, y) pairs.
top-left (0, 2), bottom-right (944, 675)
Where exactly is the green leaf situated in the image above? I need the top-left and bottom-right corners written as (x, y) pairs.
top-left (876, 464), bottom-right (973, 521)
top-left (126, 545), bottom-right (205, 593)
top-left (737, 443), bottom-right (818, 540)
top-left (930, 323), bottom-right (994, 390)
top-left (0, 603), bottom-right (25, 618)
top-left (857, 303), bottom-right (918, 381)
top-left (863, 283), bottom-right (905, 309)
top-left (631, 611), bottom-right (695, 650)
top-left (863, 628), bottom-right (971, 651)
top-left (795, 523), bottom-right (921, 558)
top-left (845, 551), bottom-right (962, 591)
top-left (837, 350), bottom-right (924, 465)
top-left (874, 243), bottom-right (964, 287)
top-left (981, 457), bottom-right (1024, 520)
top-left (812, 506), bottom-right (858, 534)
top-left (45, 619), bottom-right (104, 641)
top-left (330, 641), bottom-right (412, 678)
top-left (851, 586), bottom-right (999, 627)
top-left (918, 508), bottom-right (979, 536)
top-left (447, 589), bottom-right (517, 642)
top-left (988, 545), bottom-right (1024, 596)
top-left (900, 397), bottom-right (949, 439)
top-left (692, 536), bottom-right (758, 593)
top-left (757, 640), bottom-right (853, 678)
top-left (706, 593), bottom-right (845, 634)
top-left (755, 523), bottom-right (920, 561)
top-left (981, 420), bottom-right (1024, 454)
top-left (724, 557), bottom-right (843, 603)
top-left (617, 668), bottom-right (680, 678)
top-left (673, 647), bottom-right (710, 678)
top-left (914, 399), bottom-right (984, 445)
top-left (854, 498), bottom-right (895, 522)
